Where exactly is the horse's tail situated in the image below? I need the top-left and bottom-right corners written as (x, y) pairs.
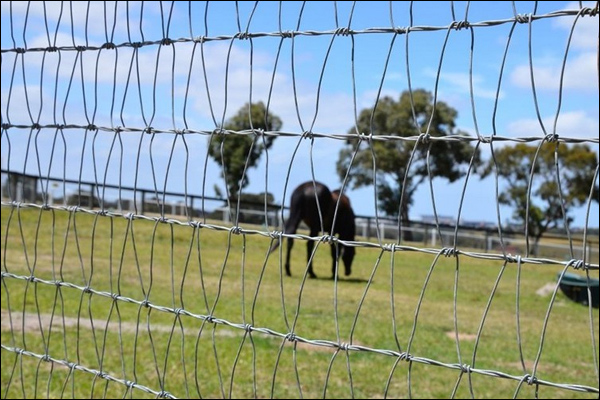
top-left (269, 207), bottom-right (301, 253)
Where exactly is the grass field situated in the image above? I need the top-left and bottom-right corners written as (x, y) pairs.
top-left (1, 206), bottom-right (599, 399)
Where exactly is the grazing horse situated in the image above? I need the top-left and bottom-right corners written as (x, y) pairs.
top-left (271, 181), bottom-right (356, 278)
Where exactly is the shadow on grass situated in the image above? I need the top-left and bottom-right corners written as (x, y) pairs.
top-left (307, 275), bottom-right (371, 284)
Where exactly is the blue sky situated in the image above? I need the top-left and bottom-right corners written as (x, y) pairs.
top-left (1, 1), bottom-right (598, 229)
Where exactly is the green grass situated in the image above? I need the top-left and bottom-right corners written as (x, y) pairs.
top-left (1, 207), bottom-right (599, 399)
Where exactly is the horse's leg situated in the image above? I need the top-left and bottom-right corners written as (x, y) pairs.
top-left (283, 208), bottom-right (302, 277)
top-left (285, 237), bottom-right (294, 277)
top-left (306, 229), bottom-right (318, 279)
top-left (330, 241), bottom-right (339, 278)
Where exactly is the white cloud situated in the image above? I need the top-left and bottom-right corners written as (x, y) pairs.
top-left (3, 28), bottom-right (359, 136)
top-left (507, 110), bottom-right (599, 138)
top-left (186, 42), bottom-right (358, 135)
top-left (553, 1), bottom-right (598, 51)
top-left (441, 71), bottom-right (503, 100)
top-left (1, 1), bottom-right (140, 44)
top-left (423, 69), bottom-right (502, 100)
top-left (510, 1), bottom-right (598, 92)
top-left (385, 72), bottom-right (404, 82)
top-left (1, 84), bottom-right (44, 124)
top-left (22, 32), bottom-right (207, 85)
top-left (0, 4), bottom-right (376, 137)
top-left (510, 51), bottom-right (596, 91)
top-left (359, 88), bottom-right (401, 110)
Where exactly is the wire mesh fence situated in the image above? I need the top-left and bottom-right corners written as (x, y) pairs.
top-left (1, 1), bottom-right (599, 398)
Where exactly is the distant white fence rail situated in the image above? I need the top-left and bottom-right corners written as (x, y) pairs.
top-left (354, 217), bottom-right (599, 264)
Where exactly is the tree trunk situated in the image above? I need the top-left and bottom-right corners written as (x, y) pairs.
top-left (529, 235), bottom-right (542, 257)
top-left (400, 202), bottom-right (413, 242)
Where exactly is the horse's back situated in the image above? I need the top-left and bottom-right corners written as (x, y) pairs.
top-left (289, 181), bottom-right (333, 233)
top-left (331, 189), bottom-right (356, 238)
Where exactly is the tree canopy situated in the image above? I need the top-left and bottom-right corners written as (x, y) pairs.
top-left (336, 89), bottom-right (479, 223)
top-left (480, 142), bottom-right (598, 253)
top-left (208, 102), bottom-right (282, 198)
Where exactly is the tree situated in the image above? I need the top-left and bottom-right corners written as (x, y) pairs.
top-left (336, 89), bottom-right (478, 230)
top-left (480, 142), bottom-right (598, 255)
top-left (208, 102), bottom-right (282, 198)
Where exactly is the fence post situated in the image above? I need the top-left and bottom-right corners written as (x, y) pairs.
top-left (90, 184), bottom-right (94, 208)
top-left (223, 207), bottom-right (230, 223)
top-left (141, 190), bottom-right (145, 215)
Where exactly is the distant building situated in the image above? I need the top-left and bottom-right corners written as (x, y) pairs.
top-left (420, 214), bottom-right (456, 226)
top-left (461, 219), bottom-right (497, 230)
top-left (2, 172), bottom-right (39, 202)
top-left (420, 214), bottom-right (496, 230)
top-left (66, 190), bottom-right (100, 208)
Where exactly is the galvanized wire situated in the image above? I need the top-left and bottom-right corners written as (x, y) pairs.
top-left (1, 1), bottom-right (599, 399)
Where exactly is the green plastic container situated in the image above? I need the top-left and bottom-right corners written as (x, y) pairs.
top-left (557, 272), bottom-right (599, 308)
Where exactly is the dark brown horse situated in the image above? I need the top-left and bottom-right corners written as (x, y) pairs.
top-left (271, 181), bottom-right (356, 278)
